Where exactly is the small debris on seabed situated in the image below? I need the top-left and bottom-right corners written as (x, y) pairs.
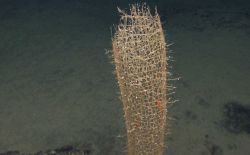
top-left (0, 144), bottom-right (92, 155)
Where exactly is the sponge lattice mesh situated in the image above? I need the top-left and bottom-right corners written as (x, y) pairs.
top-left (112, 4), bottom-right (168, 155)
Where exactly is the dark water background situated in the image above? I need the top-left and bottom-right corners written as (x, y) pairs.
top-left (0, 0), bottom-right (249, 154)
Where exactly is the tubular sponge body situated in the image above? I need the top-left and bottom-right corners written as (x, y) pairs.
top-left (111, 4), bottom-right (169, 155)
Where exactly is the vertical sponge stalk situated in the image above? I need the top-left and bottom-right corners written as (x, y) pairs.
top-left (112, 4), bottom-right (168, 155)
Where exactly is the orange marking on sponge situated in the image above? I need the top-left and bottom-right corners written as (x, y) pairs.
top-left (155, 100), bottom-right (164, 112)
